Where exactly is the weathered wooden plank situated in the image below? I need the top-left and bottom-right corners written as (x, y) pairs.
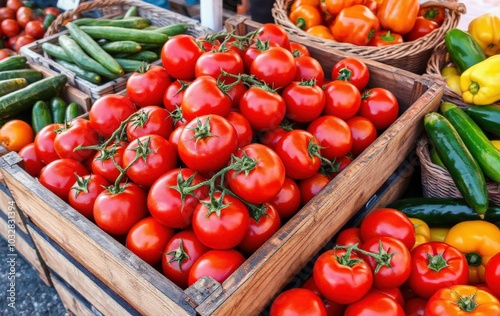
top-left (51, 274), bottom-right (100, 316)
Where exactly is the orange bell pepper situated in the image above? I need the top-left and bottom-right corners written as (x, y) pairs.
top-left (289, 5), bottom-right (322, 30)
top-left (291, 0), bottom-right (321, 11)
top-left (322, 0), bottom-right (364, 16)
top-left (425, 285), bottom-right (500, 315)
top-left (377, 0), bottom-right (420, 35)
top-left (330, 4), bottom-right (380, 46)
top-left (368, 30), bottom-right (403, 46)
top-left (307, 25), bottom-right (335, 40)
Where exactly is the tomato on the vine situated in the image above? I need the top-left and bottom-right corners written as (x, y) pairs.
top-left (239, 203), bottom-right (281, 254)
top-left (188, 249), bottom-right (246, 286)
top-left (39, 159), bottom-right (88, 202)
top-left (68, 174), bottom-right (109, 220)
top-left (256, 23), bottom-right (291, 51)
top-left (126, 65), bottom-right (171, 108)
top-left (250, 47), bottom-right (296, 90)
top-left (53, 118), bottom-right (100, 161)
top-left (126, 106), bottom-right (174, 141)
top-left (163, 80), bottom-right (190, 113)
top-left (294, 56), bottom-right (325, 86)
top-left (243, 39), bottom-right (278, 73)
top-left (194, 49), bottom-right (244, 83)
top-left (89, 94), bottom-right (137, 139)
top-left (91, 142), bottom-right (127, 184)
top-left (239, 86), bottom-right (286, 132)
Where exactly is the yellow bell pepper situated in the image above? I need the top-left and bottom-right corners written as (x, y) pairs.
top-left (468, 13), bottom-right (500, 57)
top-left (409, 218), bottom-right (431, 249)
top-left (429, 227), bottom-right (450, 243)
top-left (444, 220), bottom-right (500, 284)
top-left (446, 74), bottom-right (462, 95)
top-left (441, 65), bottom-right (460, 78)
top-left (460, 54), bottom-right (500, 105)
top-left (492, 140), bottom-right (500, 150)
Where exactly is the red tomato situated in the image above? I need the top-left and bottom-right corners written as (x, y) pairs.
top-left (282, 81), bottom-right (325, 123)
top-left (163, 80), bottom-right (190, 112)
top-left (418, 6), bottom-right (445, 25)
top-left (181, 75), bottom-right (232, 122)
top-left (243, 39), bottom-right (278, 73)
top-left (93, 183), bottom-right (148, 236)
top-left (259, 124), bottom-right (293, 151)
top-left (192, 191), bottom-right (250, 249)
top-left (256, 23), bottom-right (291, 51)
top-left (250, 47), bottom-right (296, 90)
top-left (225, 111), bottom-right (253, 148)
top-left (313, 248), bottom-right (373, 304)
top-left (148, 168), bottom-right (209, 228)
top-left (346, 116), bottom-right (377, 157)
top-left (161, 34), bottom-right (203, 80)
top-left (294, 55), bottom-right (325, 86)
top-left (18, 143), bottom-right (45, 177)
top-left (335, 227), bottom-right (362, 247)
top-left (44, 7), bottom-right (60, 16)
top-left (269, 176), bottom-right (301, 221)
top-left (486, 252), bottom-right (500, 298)
top-left (34, 123), bottom-right (63, 164)
top-left (307, 115), bottom-right (352, 160)
top-left (125, 217), bottom-right (174, 266)
top-left (24, 20), bottom-right (44, 39)
top-left (195, 50), bottom-right (244, 83)
top-left (188, 249), bottom-right (246, 286)
top-left (91, 143), bottom-right (127, 184)
top-left (361, 236), bottom-right (412, 289)
top-left (270, 288), bottom-right (327, 316)
top-left (162, 230), bottom-right (210, 289)
top-left (68, 174), bottom-right (109, 220)
top-left (301, 277), bottom-right (347, 316)
top-left (227, 81), bottom-right (247, 110)
top-left (89, 94), bottom-right (137, 139)
top-left (239, 203), bottom-right (281, 254)
top-left (405, 297), bottom-right (427, 316)
top-left (290, 41), bottom-right (310, 57)
top-left (358, 87), bottom-right (399, 130)
top-left (298, 172), bottom-right (330, 205)
top-left (0, 8), bottom-right (16, 21)
top-left (16, 6), bottom-right (33, 28)
top-left (404, 16), bottom-right (440, 42)
top-left (126, 106), bottom-right (173, 141)
top-left (226, 143), bottom-right (285, 204)
top-left (344, 292), bottom-right (405, 316)
top-left (178, 114), bottom-right (238, 174)
top-left (1, 19), bottom-right (20, 37)
top-left (122, 135), bottom-right (177, 188)
top-left (331, 58), bottom-right (370, 91)
top-left (360, 207), bottom-right (415, 249)
top-left (275, 129), bottom-right (322, 180)
top-left (168, 125), bottom-right (184, 153)
top-left (323, 80), bottom-right (361, 120)
top-left (39, 159), bottom-right (88, 201)
top-left (0, 48), bottom-right (15, 60)
top-left (6, 0), bottom-right (23, 12)
top-left (126, 65), bottom-right (171, 108)
top-left (14, 34), bottom-right (35, 52)
top-left (239, 86), bottom-right (286, 131)
top-left (330, 155), bottom-right (354, 178)
top-left (369, 287), bottom-right (405, 308)
top-left (53, 118), bottom-right (100, 161)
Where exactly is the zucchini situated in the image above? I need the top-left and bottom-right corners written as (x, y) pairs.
top-left (42, 42), bottom-right (73, 62)
top-left (43, 14), bottom-right (56, 30)
top-left (445, 29), bottom-right (486, 73)
top-left (0, 78), bottom-right (28, 97)
top-left (0, 69), bottom-right (43, 84)
top-left (65, 103), bottom-right (83, 121)
top-left (441, 102), bottom-right (500, 183)
top-left (389, 198), bottom-right (500, 227)
top-left (464, 105), bottom-right (500, 137)
top-left (80, 26), bottom-right (168, 45)
top-left (124, 6), bottom-right (138, 18)
top-left (49, 97), bottom-right (67, 124)
top-left (73, 17), bottom-right (150, 29)
top-left (154, 24), bottom-right (189, 36)
top-left (54, 59), bottom-right (102, 85)
top-left (58, 35), bottom-right (120, 79)
top-left (66, 22), bottom-right (124, 76)
top-left (115, 50), bottom-right (158, 62)
top-left (101, 41), bottom-right (142, 54)
top-left (0, 75), bottom-right (67, 121)
top-left (424, 112), bottom-right (489, 217)
top-left (114, 58), bottom-right (145, 73)
top-left (0, 55), bottom-right (27, 71)
top-left (31, 101), bottom-right (52, 134)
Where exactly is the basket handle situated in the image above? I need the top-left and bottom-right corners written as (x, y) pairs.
top-left (420, 1), bottom-right (467, 14)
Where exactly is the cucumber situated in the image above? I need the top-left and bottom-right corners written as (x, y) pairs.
top-left (464, 105), bottom-right (500, 137)
top-left (115, 50), bottom-right (157, 62)
top-left (41, 42), bottom-right (73, 62)
top-left (65, 102), bottom-right (84, 121)
top-left (136, 43), bottom-right (162, 51)
top-left (154, 24), bottom-right (189, 36)
top-left (31, 101), bottom-right (52, 134)
top-left (0, 55), bottom-right (27, 71)
top-left (143, 26), bottom-right (159, 30)
top-left (49, 97), bottom-right (67, 124)
top-left (424, 112), bottom-right (489, 217)
top-left (73, 17), bottom-right (150, 29)
top-left (0, 69), bottom-right (43, 84)
top-left (58, 35), bottom-right (120, 79)
top-left (0, 75), bottom-right (67, 121)
top-left (389, 198), bottom-right (500, 227)
top-left (43, 14), bottom-right (56, 30)
top-left (429, 145), bottom-right (446, 169)
top-left (0, 78), bottom-right (28, 97)
top-left (124, 6), bottom-right (138, 18)
top-left (80, 26), bottom-right (168, 45)
top-left (114, 58), bottom-right (145, 73)
top-left (445, 29), bottom-right (486, 73)
top-left (101, 41), bottom-right (142, 54)
top-left (66, 22), bottom-right (124, 76)
top-left (54, 58), bottom-right (102, 85)
top-left (441, 102), bottom-right (500, 183)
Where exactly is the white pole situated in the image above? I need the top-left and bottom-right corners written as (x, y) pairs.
top-left (200, 0), bottom-right (224, 31)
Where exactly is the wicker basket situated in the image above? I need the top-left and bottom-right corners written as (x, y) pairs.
top-left (272, 0), bottom-right (466, 74)
top-left (417, 136), bottom-right (500, 205)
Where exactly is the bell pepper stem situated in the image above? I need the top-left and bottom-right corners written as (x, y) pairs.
top-left (469, 81), bottom-right (480, 95)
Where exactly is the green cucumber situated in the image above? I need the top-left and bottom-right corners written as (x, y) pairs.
top-left (0, 69), bottom-right (43, 84)
top-left (143, 25), bottom-right (159, 30)
top-left (31, 101), bottom-right (52, 134)
top-left (445, 29), bottom-right (486, 73)
top-left (424, 112), bottom-right (489, 216)
top-left (101, 41), bottom-right (142, 54)
top-left (114, 50), bottom-right (157, 62)
top-left (41, 42), bottom-right (73, 62)
top-left (66, 22), bottom-right (124, 76)
top-left (389, 198), bottom-right (500, 227)
top-left (58, 35), bottom-right (120, 79)
top-left (0, 75), bottom-right (67, 120)
top-left (49, 97), bottom-right (67, 124)
top-left (54, 59), bottom-right (102, 85)
top-left (154, 24), bottom-right (189, 36)
top-left (80, 26), bottom-right (168, 45)
top-left (0, 55), bottom-right (27, 71)
top-left (430, 145), bottom-right (446, 169)
top-left (65, 102), bottom-right (84, 121)
top-left (0, 78), bottom-right (28, 97)
top-left (73, 17), bottom-right (150, 29)
top-left (43, 14), bottom-right (56, 30)
top-left (114, 58), bottom-right (145, 73)
top-left (124, 6), bottom-right (138, 18)
top-left (441, 102), bottom-right (500, 183)
top-left (464, 105), bottom-right (500, 137)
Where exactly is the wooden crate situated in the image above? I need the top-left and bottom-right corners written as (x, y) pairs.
top-left (0, 16), bottom-right (444, 316)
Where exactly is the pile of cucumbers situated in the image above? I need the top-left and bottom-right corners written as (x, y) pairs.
top-left (40, 6), bottom-right (189, 85)
top-left (424, 102), bottom-right (500, 218)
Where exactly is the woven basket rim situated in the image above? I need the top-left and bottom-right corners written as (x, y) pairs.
top-left (272, 0), bottom-right (465, 60)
